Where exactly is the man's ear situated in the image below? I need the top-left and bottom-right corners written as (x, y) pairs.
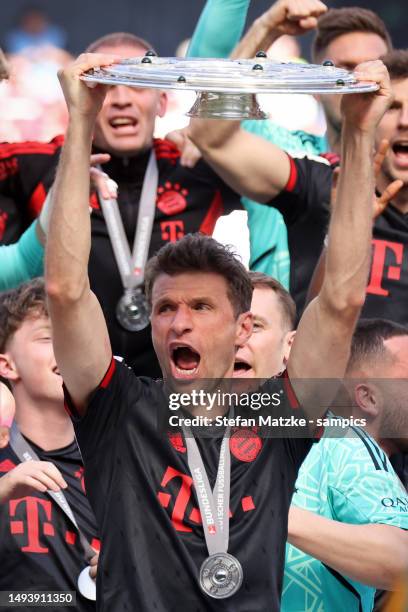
top-left (354, 382), bottom-right (381, 419)
top-left (236, 311), bottom-right (253, 348)
top-left (157, 91), bottom-right (168, 118)
top-left (0, 353), bottom-right (18, 382)
top-left (283, 330), bottom-right (296, 365)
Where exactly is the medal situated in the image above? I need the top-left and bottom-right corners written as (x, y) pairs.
top-left (96, 151), bottom-right (158, 333)
top-left (200, 552), bottom-right (243, 599)
top-left (77, 566), bottom-right (96, 601)
top-left (183, 412), bottom-right (243, 599)
top-left (116, 288), bottom-right (150, 332)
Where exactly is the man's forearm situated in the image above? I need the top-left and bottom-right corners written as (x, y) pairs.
top-left (46, 117), bottom-right (93, 299)
top-left (322, 125), bottom-right (374, 311)
top-left (289, 506), bottom-right (408, 590)
top-left (231, 15), bottom-right (280, 59)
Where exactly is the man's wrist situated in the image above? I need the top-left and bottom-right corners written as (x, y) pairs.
top-left (255, 14), bottom-right (281, 47)
top-left (67, 112), bottom-right (96, 137)
top-left (341, 122), bottom-right (376, 148)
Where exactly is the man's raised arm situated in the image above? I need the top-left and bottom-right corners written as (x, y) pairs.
top-left (45, 54), bottom-right (118, 415)
top-left (188, 0), bottom-right (326, 202)
top-left (287, 61), bottom-right (394, 411)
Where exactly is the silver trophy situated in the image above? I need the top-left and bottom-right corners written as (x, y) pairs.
top-left (81, 53), bottom-right (378, 120)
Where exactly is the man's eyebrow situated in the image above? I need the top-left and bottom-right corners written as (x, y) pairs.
top-left (32, 323), bottom-right (51, 333)
top-left (252, 315), bottom-right (268, 325)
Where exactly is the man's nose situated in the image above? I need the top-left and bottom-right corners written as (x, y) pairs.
top-left (398, 102), bottom-right (408, 128)
top-left (109, 85), bottom-right (133, 108)
top-left (170, 305), bottom-right (193, 335)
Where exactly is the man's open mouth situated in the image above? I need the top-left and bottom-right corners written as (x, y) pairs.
top-left (392, 140), bottom-right (408, 165)
top-left (170, 345), bottom-right (201, 377)
top-left (109, 117), bottom-right (138, 131)
top-left (233, 359), bottom-right (252, 377)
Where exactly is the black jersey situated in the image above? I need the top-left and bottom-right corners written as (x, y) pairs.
top-left (0, 138), bottom-right (241, 376)
top-left (0, 137), bottom-right (64, 244)
top-left (64, 358), bottom-right (312, 612)
top-left (270, 154), bottom-right (408, 324)
top-left (88, 140), bottom-right (241, 377)
top-left (0, 437), bottom-right (99, 612)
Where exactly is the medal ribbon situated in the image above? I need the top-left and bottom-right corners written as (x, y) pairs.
top-left (9, 422), bottom-right (95, 562)
top-left (97, 150), bottom-right (159, 290)
top-left (182, 416), bottom-right (232, 556)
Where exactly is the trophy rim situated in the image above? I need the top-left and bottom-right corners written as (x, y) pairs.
top-left (81, 57), bottom-right (379, 95)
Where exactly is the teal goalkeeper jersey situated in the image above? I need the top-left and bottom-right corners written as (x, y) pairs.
top-left (282, 427), bottom-right (408, 612)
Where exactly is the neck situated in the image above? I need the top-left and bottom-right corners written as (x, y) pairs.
top-left (377, 174), bottom-right (408, 214)
top-left (378, 438), bottom-right (399, 457)
top-left (13, 388), bottom-right (74, 451)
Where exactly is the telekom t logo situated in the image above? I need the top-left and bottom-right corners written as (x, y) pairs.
top-left (9, 497), bottom-right (54, 553)
top-left (160, 220), bottom-right (185, 242)
top-left (366, 239), bottom-right (404, 296)
top-left (157, 466), bottom-right (255, 532)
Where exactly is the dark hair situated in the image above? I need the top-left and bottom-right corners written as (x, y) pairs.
top-left (382, 49), bottom-right (408, 80)
top-left (312, 7), bottom-right (392, 62)
top-left (347, 318), bottom-right (408, 373)
top-left (0, 279), bottom-right (48, 352)
top-left (86, 32), bottom-right (155, 54)
top-left (145, 234), bottom-right (252, 317)
top-left (248, 271), bottom-right (296, 331)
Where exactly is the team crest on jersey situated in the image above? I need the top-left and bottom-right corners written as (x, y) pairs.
top-left (168, 431), bottom-right (187, 453)
top-left (229, 428), bottom-right (262, 462)
top-left (157, 182), bottom-right (188, 215)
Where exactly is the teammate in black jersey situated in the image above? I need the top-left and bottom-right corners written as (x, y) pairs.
top-left (0, 280), bottom-right (99, 612)
top-left (44, 53), bottom-right (391, 611)
top-left (190, 51), bottom-right (408, 326)
top-left (0, 32), bottom-right (240, 378)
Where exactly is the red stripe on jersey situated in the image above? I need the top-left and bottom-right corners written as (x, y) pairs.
top-left (100, 357), bottom-right (116, 389)
top-left (284, 155), bottom-right (298, 192)
top-left (199, 189), bottom-right (223, 235)
top-left (28, 182), bottom-right (46, 218)
top-left (282, 370), bottom-right (300, 409)
top-left (0, 136), bottom-right (63, 160)
top-left (63, 387), bottom-right (80, 420)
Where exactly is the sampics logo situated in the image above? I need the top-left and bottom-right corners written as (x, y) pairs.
top-left (381, 496), bottom-right (408, 512)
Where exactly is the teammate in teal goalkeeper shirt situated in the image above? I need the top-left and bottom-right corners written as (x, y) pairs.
top-left (283, 426), bottom-right (408, 612)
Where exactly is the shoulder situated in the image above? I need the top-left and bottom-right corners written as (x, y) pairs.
top-left (0, 135), bottom-right (64, 159)
top-left (319, 426), bottom-right (392, 477)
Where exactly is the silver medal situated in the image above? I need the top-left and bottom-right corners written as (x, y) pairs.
top-left (200, 552), bottom-right (243, 599)
top-left (116, 288), bottom-right (150, 332)
top-left (77, 566), bottom-right (96, 601)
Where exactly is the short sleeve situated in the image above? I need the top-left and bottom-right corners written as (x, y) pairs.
top-left (260, 373), bottom-right (313, 471)
top-left (63, 358), bottom-right (142, 461)
top-left (269, 155), bottom-right (333, 226)
top-left (326, 434), bottom-right (408, 529)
